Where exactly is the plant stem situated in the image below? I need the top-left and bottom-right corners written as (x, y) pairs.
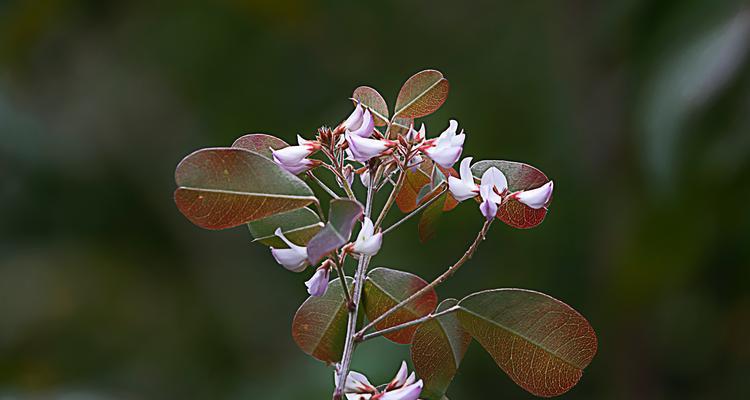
top-left (307, 171), bottom-right (341, 199)
top-left (333, 168), bottom-right (377, 400)
top-left (333, 258), bottom-right (352, 308)
top-left (355, 218), bottom-right (494, 340)
top-left (356, 305), bottom-right (460, 342)
top-left (373, 169), bottom-right (405, 229)
top-left (381, 184), bottom-right (447, 236)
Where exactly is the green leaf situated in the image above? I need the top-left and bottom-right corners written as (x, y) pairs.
top-left (457, 289), bottom-right (598, 397)
top-left (353, 86), bottom-right (389, 127)
top-left (411, 299), bottom-right (471, 400)
top-left (174, 148), bottom-right (317, 230)
top-left (231, 133), bottom-right (289, 159)
top-left (471, 160), bottom-right (550, 229)
top-left (306, 199), bottom-right (363, 264)
top-left (247, 207), bottom-right (323, 247)
top-left (418, 192), bottom-right (448, 243)
top-left (363, 267), bottom-right (438, 344)
top-left (292, 277), bottom-right (359, 363)
top-left (393, 69), bottom-right (449, 119)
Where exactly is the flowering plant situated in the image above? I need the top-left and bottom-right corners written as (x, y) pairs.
top-left (173, 70), bottom-right (597, 399)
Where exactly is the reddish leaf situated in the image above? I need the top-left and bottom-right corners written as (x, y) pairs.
top-left (418, 192), bottom-right (448, 243)
top-left (292, 277), bottom-right (360, 363)
top-left (231, 133), bottom-right (289, 159)
top-left (471, 160), bottom-right (551, 229)
top-left (306, 199), bottom-right (363, 264)
top-left (174, 148), bottom-right (317, 230)
top-left (388, 116), bottom-right (414, 139)
top-left (458, 289), bottom-right (598, 397)
top-left (363, 267), bottom-right (438, 344)
top-left (395, 159), bottom-right (434, 213)
top-left (411, 299), bottom-right (471, 400)
top-left (394, 70), bottom-right (450, 119)
top-left (353, 86), bottom-right (389, 127)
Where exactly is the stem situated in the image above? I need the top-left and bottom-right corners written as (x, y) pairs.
top-left (373, 169), bottom-right (405, 229)
top-left (355, 218), bottom-right (494, 340)
top-left (381, 184), bottom-right (447, 236)
top-left (333, 257), bottom-right (352, 308)
top-left (333, 169), bottom-right (376, 400)
top-left (307, 171), bottom-right (341, 199)
top-left (356, 306), bottom-right (460, 342)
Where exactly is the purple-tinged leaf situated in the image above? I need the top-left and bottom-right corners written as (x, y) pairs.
top-left (393, 70), bottom-right (450, 119)
top-left (457, 289), bottom-right (598, 398)
top-left (411, 299), bottom-right (471, 400)
top-left (306, 199), bottom-right (363, 264)
top-left (388, 116), bottom-right (414, 139)
top-left (471, 160), bottom-right (550, 229)
top-left (292, 277), bottom-right (361, 363)
top-left (353, 86), bottom-right (389, 127)
top-left (174, 148), bottom-right (317, 230)
top-left (231, 133), bottom-right (289, 159)
top-left (248, 207), bottom-right (323, 247)
top-left (363, 267), bottom-right (438, 344)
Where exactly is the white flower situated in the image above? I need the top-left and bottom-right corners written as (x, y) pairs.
top-left (359, 169), bottom-right (370, 187)
top-left (335, 361), bottom-right (423, 400)
top-left (344, 102), bottom-right (365, 131)
top-left (305, 266), bottom-right (330, 297)
top-left (272, 135), bottom-right (319, 175)
top-left (346, 132), bottom-right (391, 162)
top-left (405, 123), bottom-right (425, 143)
top-left (352, 217), bottom-right (382, 256)
top-left (348, 109), bottom-right (375, 138)
top-left (422, 119), bottom-right (464, 167)
top-left (269, 228), bottom-right (308, 272)
top-left (478, 167), bottom-right (507, 220)
top-left (448, 157), bottom-right (479, 201)
top-left (513, 180), bottom-right (554, 209)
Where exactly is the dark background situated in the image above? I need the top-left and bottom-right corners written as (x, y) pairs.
top-left (2, 0), bottom-right (749, 398)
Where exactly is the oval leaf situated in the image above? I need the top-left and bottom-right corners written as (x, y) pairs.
top-left (471, 160), bottom-right (550, 229)
top-left (292, 277), bottom-right (358, 363)
top-left (363, 267), bottom-right (438, 344)
top-left (396, 159), bottom-right (434, 213)
top-left (388, 116), bottom-right (414, 139)
top-left (306, 199), bottom-right (363, 264)
top-left (411, 299), bottom-right (471, 400)
top-left (231, 133), bottom-right (288, 159)
top-left (458, 289), bottom-right (598, 397)
top-left (353, 86), bottom-right (389, 127)
top-left (174, 148), bottom-right (317, 230)
top-left (418, 191), bottom-right (448, 243)
top-left (248, 207), bottom-right (323, 247)
top-left (393, 70), bottom-right (449, 119)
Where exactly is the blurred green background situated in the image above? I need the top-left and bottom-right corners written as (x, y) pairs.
top-left (2, 0), bottom-right (749, 398)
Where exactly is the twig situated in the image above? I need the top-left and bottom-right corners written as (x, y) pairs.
top-left (307, 171), bottom-right (341, 199)
top-left (356, 305), bottom-right (460, 342)
top-left (381, 184), bottom-right (447, 236)
top-left (332, 257), bottom-right (352, 308)
top-left (355, 218), bottom-right (494, 340)
top-left (373, 169), bottom-right (406, 229)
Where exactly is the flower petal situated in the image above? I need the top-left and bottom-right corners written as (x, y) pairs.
top-left (270, 247), bottom-right (308, 272)
top-left (353, 233), bottom-right (382, 256)
top-left (424, 145), bottom-right (462, 168)
top-left (458, 157), bottom-right (474, 183)
top-left (349, 109), bottom-right (375, 138)
top-left (387, 361), bottom-right (409, 390)
top-left (448, 176), bottom-right (478, 202)
top-left (379, 380), bottom-right (423, 400)
top-left (479, 196), bottom-right (498, 221)
top-left (305, 268), bottom-right (330, 297)
top-left (514, 180), bottom-right (554, 209)
top-left (346, 132), bottom-right (389, 162)
top-left (344, 102), bottom-right (364, 131)
top-left (271, 145), bottom-right (311, 165)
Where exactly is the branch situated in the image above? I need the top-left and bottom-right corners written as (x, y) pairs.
top-left (332, 257), bottom-right (352, 308)
top-left (356, 305), bottom-right (460, 342)
top-left (307, 170), bottom-right (341, 199)
top-left (355, 218), bottom-right (494, 340)
top-left (373, 168), bottom-right (406, 229)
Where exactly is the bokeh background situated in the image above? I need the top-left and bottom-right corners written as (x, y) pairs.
top-left (2, 0), bottom-right (749, 398)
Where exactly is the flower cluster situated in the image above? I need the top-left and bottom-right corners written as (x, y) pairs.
top-left (335, 361), bottom-right (423, 400)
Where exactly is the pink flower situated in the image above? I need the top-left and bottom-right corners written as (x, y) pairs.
top-left (271, 135), bottom-right (319, 174)
top-left (335, 361), bottom-right (423, 400)
top-left (512, 181), bottom-right (554, 209)
top-left (449, 158), bottom-right (509, 220)
top-left (346, 132), bottom-right (391, 162)
top-left (352, 217), bottom-right (382, 256)
top-left (269, 228), bottom-right (309, 272)
top-left (405, 123), bottom-right (425, 143)
top-left (305, 265), bottom-right (330, 297)
top-left (344, 102), bottom-right (365, 131)
top-left (422, 119), bottom-right (464, 167)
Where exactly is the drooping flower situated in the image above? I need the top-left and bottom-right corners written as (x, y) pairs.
top-left (352, 217), bottom-right (382, 256)
top-left (269, 228), bottom-right (308, 272)
top-left (422, 119), bottom-right (465, 168)
top-left (359, 169), bottom-right (370, 187)
top-left (335, 361), bottom-right (423, 400)
top-left (305, 264), bottom-right (331, 297)
top-left (346, 132), bottom-right (391, 162)
top-left (449, 157), bottom-right (509, 220)
top-left (348, 109), bottom-right (375, 138)
top-left (448, 157), bottom-right (479, 201)
top-left (344, 102), bottom-right (365, 131)
top-left (271, 135), bottom-right (320, 175)
top-left (513, 180), bottom-right (554, 209)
